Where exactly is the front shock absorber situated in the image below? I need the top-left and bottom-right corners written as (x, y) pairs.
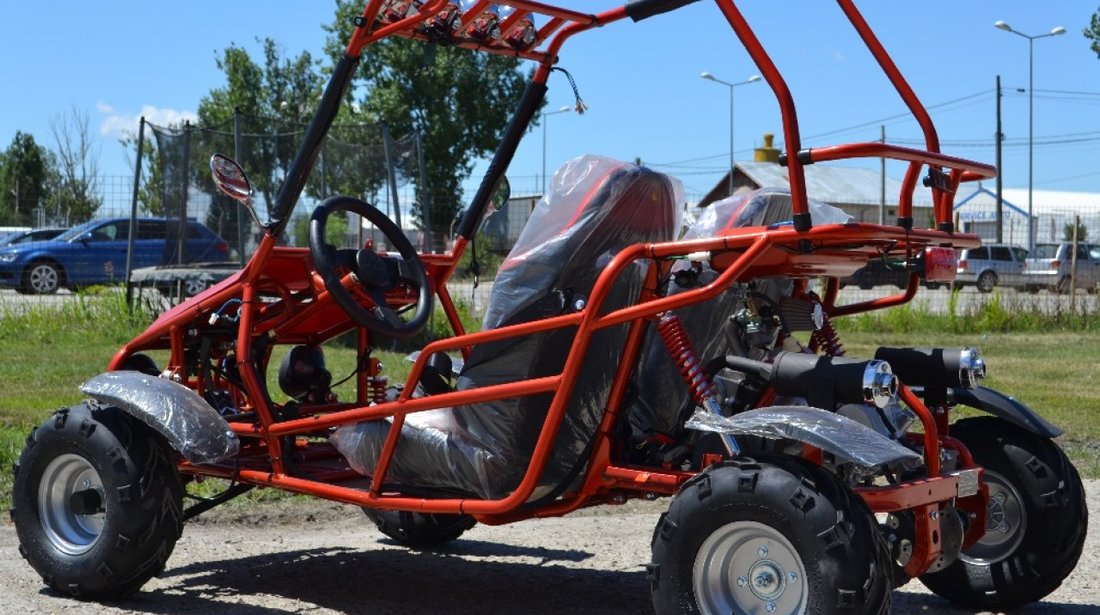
top-left (656, 312), bottom-right (740, 456)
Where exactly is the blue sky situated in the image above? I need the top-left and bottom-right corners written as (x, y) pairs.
top-left (2, 1), bottom-right (1098, 206)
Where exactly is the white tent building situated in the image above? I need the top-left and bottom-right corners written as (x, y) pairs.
top-left (954, 184), bottom-right (1100, 247)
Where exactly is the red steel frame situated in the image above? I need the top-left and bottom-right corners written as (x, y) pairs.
top-left (109, 0), bottom-right (996, 577)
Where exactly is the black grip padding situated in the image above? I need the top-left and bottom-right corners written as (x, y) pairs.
top-left (272, 54), bottom-right (359, 234)
top-left (625, 0), bottom-right (700, 22)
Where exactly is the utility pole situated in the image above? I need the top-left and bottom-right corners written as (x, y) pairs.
top-left (995, 75), bottom-right (1004, 243)
top-left (879, 125), bottom-right (886, 225)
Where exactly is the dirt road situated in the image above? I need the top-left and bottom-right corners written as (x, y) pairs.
top-left (2, 482), bottom-right (1096, 614)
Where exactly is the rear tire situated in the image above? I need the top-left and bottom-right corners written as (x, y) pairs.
top-left (976, 271), bottom-right (996, 293)
top-left (920, 417), bottom-right (1087, 610)
top-left (11, 402), bottom-right (184, 600)
top-left (649, 457), bottom-right (891, 615)
top-left (1055, 276), bottom-right (1072, 295)
top-left (363, 509), bottom-right (476, 549)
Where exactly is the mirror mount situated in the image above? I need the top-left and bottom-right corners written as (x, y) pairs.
top-left (210, 153), bottom-right (271, 234)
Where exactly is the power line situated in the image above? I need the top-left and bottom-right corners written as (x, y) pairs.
top-left (647, 89), bottom-right (993, 168)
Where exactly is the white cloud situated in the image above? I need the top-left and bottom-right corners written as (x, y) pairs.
top-left (98, 103), bottom-right (198, 139)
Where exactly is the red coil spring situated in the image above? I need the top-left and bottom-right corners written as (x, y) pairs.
top-left (368, 375), bottom-right (388, 404)
top-left (811, 312), bottom-right (846, 357)
top-left (657, 312), bottom-right (718, 404)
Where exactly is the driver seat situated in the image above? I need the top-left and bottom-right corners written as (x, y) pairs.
top-left (332, 156), bottom-right (680, 499)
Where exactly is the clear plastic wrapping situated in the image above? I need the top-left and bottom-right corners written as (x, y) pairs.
top-left (686, 406), bottom-right (921, 469)
top-left (81, 371), bottom-right (240, 464)
top-left (629, 188), bottom-right (850, 435)
top-left (333, 155), bottom-right (681, 498)
top-left (686, 187), bottom-right (851, 233)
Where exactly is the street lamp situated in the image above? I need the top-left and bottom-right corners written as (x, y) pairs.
top-left (541, 105), bottom-right (572, 194)
top-left (994, 20), bottom-right (1065, 252)
top-left (701, 71), bottom-right (761, 196)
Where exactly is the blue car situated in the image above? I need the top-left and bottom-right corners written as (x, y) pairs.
top-left (0, 218), bottom-right (229, 294)
top-left (0, 227), bottom-right (68, 246)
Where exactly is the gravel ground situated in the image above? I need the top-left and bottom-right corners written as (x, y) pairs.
top-left (1, 482), bottom-right (1096, 614)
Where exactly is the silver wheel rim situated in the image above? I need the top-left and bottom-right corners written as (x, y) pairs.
top-left (29, 264), bottom-right (58, 293)
top-left (37, 454), bottom-right (105, 555)
top-left (693, 520), bottom-right (808, 615)
top-left (978, 273), bottom-right (995, 292)
top-left (960, 469), bottom-right (1027, 565)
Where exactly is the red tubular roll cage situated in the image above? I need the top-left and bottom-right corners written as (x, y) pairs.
top-left (110, 0), bottom-right (995, 577)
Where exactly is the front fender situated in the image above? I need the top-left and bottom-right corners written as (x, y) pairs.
top-left (949, 386), bottom-right (1063, 438)
top-left (81, 371), bottom-right (240, 464)
top-left (686, 406), bottom-right (922, 469)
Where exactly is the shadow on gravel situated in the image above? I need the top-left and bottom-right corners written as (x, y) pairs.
top-left (893, 589), bottom-right (1100, 614)
top-left (387, 537), bottom-right (595, 563)
top-left (133, 545), bottom-right (648, 615)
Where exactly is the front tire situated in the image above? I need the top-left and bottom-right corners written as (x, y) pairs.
top-left (363, 509), bottom-right (476, 549)
top-left (649, 457), bottom-right (891, 615)
top-left (11, 402), bottom-right (184, 600)
top-left (920, 417), bottom-right (1087, 610)
top-left (22, 260), bottom-right (63, 294)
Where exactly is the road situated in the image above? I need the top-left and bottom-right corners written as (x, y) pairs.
top-left (1, 482), bottom-right (1096, 614)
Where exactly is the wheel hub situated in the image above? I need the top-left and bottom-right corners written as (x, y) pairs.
top-left (748, 560), bottom-right (786, 600)
top-left (960, 469), bottom-right (1027, 564)
top-left (694, 521), bottom-right (807, 615)
top-left (37, 454), bottom-right (105, 556)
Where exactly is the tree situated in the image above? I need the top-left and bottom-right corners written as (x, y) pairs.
top-left (198, 39), bottom-right (324, 222)
top-left (0, 132), bottom-right (52, 227)
top-left (1063, 220), bottom-right (1088, 242)
top-left (325, 2), bottom-right (535, 248)
top-left (121, 130), bottom-right (166, 216)
top-left (1086, 7), bottom-right (1100, 58)
top-left (47, 106), bottom-right (102, 224)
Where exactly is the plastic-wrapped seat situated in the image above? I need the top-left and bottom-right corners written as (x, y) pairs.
top-left (627, 188), bottom-right (851, 437)
top-left (332, 155), bottom-right (681, 499)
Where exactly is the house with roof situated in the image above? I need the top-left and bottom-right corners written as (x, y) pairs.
top-left (699, 134), bottom-right (935, 224)
top-left (701, 134), bottom-right (1100, 247)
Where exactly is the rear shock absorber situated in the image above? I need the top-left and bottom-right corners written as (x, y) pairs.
top-left (810, 311), bottom-right (846, 357)
top-left (656, 312), bottom-right (740, 456)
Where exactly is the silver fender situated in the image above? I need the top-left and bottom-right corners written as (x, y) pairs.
top-left (686, 405), bottom-right (922, 469)
top-left (81, 371), bottom-right (240, 464)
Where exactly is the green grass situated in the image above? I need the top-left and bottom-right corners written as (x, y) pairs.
top-left (1, 293), bottom-right (1098, 513)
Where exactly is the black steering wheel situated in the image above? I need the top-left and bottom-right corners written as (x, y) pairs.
top-left (309, 196), bottom-right (432, 339)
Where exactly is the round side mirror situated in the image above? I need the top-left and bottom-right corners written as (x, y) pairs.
top-left (489, 176), bottom-right (511, 213)
top-left (210, 153), bottom-right (253, 202)
top-left (211, 153), bottom-right (265, 230)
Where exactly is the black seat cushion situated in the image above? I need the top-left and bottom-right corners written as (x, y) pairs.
top-left (332, 157), bottom-right (680, 499)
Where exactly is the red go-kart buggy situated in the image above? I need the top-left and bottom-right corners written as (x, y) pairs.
top-left (11, 1), bottom-right (1087, 613)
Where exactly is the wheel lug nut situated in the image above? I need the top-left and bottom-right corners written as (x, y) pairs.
top-left (758, 546), bottom-right (768, 557)
top-left (766, 602), bottom-right (777, 612)
top-left (788, 571), bottom-right (798, 582)
top-left (737, 576), bottom-right (748, 587)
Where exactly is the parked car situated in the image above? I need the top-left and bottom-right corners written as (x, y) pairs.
top-left (130, 261), bottom-right (241, 298)
top-left (0, 218), bottom-right (229, 294)
top-left (839, 257), bottom-right (945, 290)
top-left (1025, 242), bottom-right (1100, 293)
top-left (954, 243), bottom-right (1028, 293)
top-left (0, 227), bottom-right (68, 247)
